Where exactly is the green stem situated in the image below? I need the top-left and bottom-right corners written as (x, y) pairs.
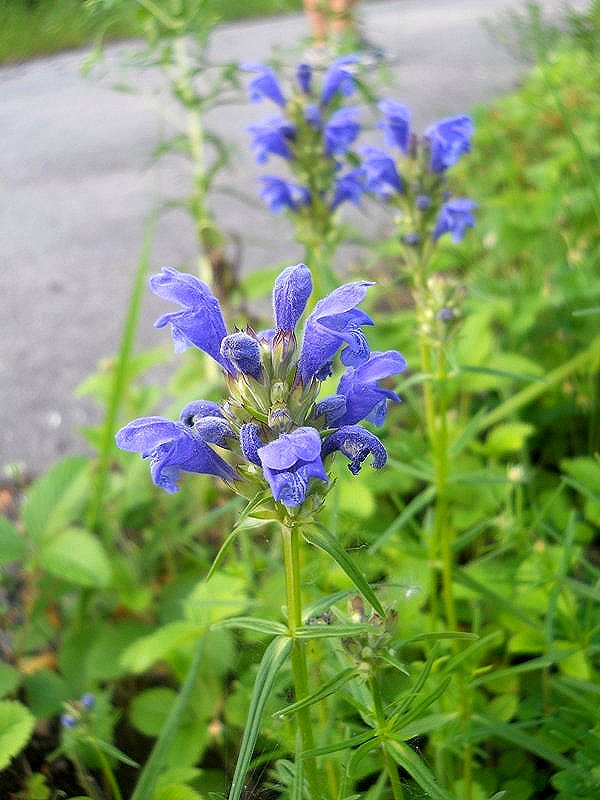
top-left (130, 639), bottom-right (205, 800)
top-left (86, 214), bottom-right (156, 538)
top-left (370, 676), bottom-right (405, 800)
top-left (280, 522), bottom-right (321, 799)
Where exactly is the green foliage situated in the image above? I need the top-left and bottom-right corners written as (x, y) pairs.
top-left (1, 6), bottom-right (599, 799)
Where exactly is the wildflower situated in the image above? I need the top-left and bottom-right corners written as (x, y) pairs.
top-left (433, 198), bottom-right (477, 242)
top-left (324, 107), bottom-right (361, 156)
top-left (241, 62), bottom-right (286, 107)
top-left (360, 147), bottom-right (403, 199)
top-left (424, 115), bottom-right (473, 173)
top-left (296, 62), bottom-right (312, 94)
top-left (298, 280), bottom-right (375, 384)
top-left (332, 350), bottom-right (407, 426)
top-left (258, 427), bottom-right (328, 506)
top-left (116, 264), bottom-right (405, 510)
top-left (258, 176), bottom-right (310, 213)
top-left (378, 99), bottom-right (411, 152)
top-left (321, 55), bottom-right (359, 106)
top-left (331, 168), bottom-right (365, 210)
top-left (322, 426), bottom-right (387, 475)
top-left (247, 115), bottom-right (295, 164)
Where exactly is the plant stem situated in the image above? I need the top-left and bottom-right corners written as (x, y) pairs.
top-left (280, 522), bottom-right (321, 799)
top-left (370, 675), bottom-right (405, 800)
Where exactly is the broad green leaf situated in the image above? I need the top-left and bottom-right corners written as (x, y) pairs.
top-left (130, 688), bottom-right (179, 737)
top-left (0, 662), bottom-right (19, 698)
top-left (0, 516), bottom-right (26, 564)
top-left (153, 786), bottom-right (204, 800)
top-left (121, 622), bottom-right (204, 673)
top-left (24, 670), bottom-right (69, 718)
top-left (22, 456), bottom-right (89, 542)
top-left (304, 525), bottom-right (385, 616)
top-left (484, 422), bottom-right (535, 455)
top-left (36, 527), bottom-right (112, 587)
top-left (184, 573), bottom-right (249, 626)
top-left (228, 637), bottom-right (292, 800)
top-left (0, 700), bottom-right (35, 770)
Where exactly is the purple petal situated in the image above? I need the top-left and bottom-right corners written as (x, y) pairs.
top-left (220, 332), bottom-right (262, 377)
top-left (240, 422), bottom-right (264, 466)
top-left (273, 263), bottom-right (313, 332)
top-left (322, 425), bottom-right (387, 474)
top-left (149, 267), bottom-right (234, 374)
top-left (258, 427), bottom-right (322, 470)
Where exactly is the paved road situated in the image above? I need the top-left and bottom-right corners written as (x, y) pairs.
top-left (0, 0), bottom-right (577, 473)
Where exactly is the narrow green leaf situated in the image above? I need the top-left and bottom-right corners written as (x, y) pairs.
top-left (274, 668), bottom-right (356, 717)
top-left (369, 485), bottom-right (436, 554)
top-left (453, 569), bottom-right (538, 628)
top-left (212, 617), bottom-right (287, 636)
top-left (303, 589), bottom-right (355, 620)
top-left (295, 623), bottom-right (379, 640)
top-left (304, 525), bottom-right (385, 616)
top-left (302, 730), bottom-right (375, 759)
top-left (93, 737), bottom-right (139, 768)
top-left (87, 215), bottom-right (156, 535)
top-left (390, 678), bottom-right (452, 734)
top-left (402, 631), bottom-right (478, 646)
top-left (472, 714), bottom-right (586, 777)
top-left (130, 641), bottom-right (205, 800)
top-left (387, 740), bottom-right (455, 800)
top-left (206, 491), bottom-right (271, 581)
top-left (228, 637), bottom-right (292, 800)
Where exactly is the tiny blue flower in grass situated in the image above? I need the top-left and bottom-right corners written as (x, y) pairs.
top-left (116, 263), bottom-right (405, 510)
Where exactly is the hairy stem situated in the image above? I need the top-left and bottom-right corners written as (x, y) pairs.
top-left (280, 522), bottom-right (321, 798)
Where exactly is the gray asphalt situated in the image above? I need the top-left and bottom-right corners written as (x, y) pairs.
top-left (0, 0), bottom-right (577, 474)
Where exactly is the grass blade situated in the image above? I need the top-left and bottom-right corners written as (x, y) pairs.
top-left (228, 636), bottom-right (292, 800)
top-left (304, 525), bottom-right (385, 616)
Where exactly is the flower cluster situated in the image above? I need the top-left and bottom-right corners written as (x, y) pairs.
top-left (116, 264), bottom-right (405, 514)
top-left (359, 100), bottom-right (476, 244)
top-left (242, 58), bottom-right (367, 216)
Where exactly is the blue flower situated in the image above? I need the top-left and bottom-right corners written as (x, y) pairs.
top-left (273, 263), bottom-right (313, 332)
top-left (241, 62), bottom-right (286, 107)
top-left (361, 146), bottom-right (403, 199)
top-left (324, 107), bottom-right (361, 156)
top-left (257, 427), bottom-right (328, 507)
top-left (115, 412), bottom-right (237, 494)
top-left (322, 425), bottom-right (387, 475)
top-left (334, 350), bottom-right (406, 426)
top-left (320, 55), bottom-right (359, 106)
top-left (424, 115), bottom-right (473, 173)
top-left (258, 176), bottom-right (311, 213)
top-left (433, 198), bottom-right (477, 242)
top-left (220, 332), bottom-right (262, 378)
top-left (296, 62), bottom-right (313, 94)
top-left (247, 115), bottom-right (296, 164)
top-left (298, 280), bottom-right (374, 384)
top-left (331, 168), bottom-right (365, 210)
top-left (304, 103), bottom-right (322, 129)
top-left (378, 99), bottom-right (411, 152)
top-left (150, 268), bottom-right (235, 373)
